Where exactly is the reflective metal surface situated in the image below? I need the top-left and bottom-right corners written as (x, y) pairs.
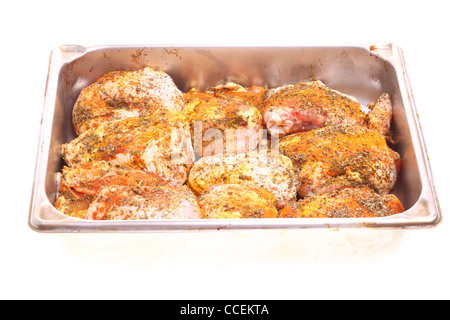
top-left (28, 44), bottom-right (442, 232)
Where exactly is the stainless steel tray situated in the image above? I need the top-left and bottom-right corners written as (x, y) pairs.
top-left (28, 43), bottom-right (442, 232)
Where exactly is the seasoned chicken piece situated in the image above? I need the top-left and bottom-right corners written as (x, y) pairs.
top-left (54, 161), bottom-right (167, 218)
top-left (84, 185), bottom-right (202, 220)
top-left (279, 187), bottom-right (404, 218)
top-left (62, 108), bottom-right (194, 185)
top-left (182, 82), bottom-right (265, 157)
top-left (365, 93), bottom-right (393, 137)
top-left (209, 82), bottom-right (266, 109)
top-left (188, 150), bottom-right (299, 208)
top-left (262, 80), bottom-right (392, 137)
top-left (73, 67), bottom-right (184, 134)
top-left (198, 183), bottom-right (278, 219)
top-left (278, 123), bottom-right (400, 197)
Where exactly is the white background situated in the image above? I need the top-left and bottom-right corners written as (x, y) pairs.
top-left (1, 0), bottom-right (449, 300)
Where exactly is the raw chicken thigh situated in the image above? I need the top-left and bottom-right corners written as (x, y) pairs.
top-left (84, 185), bottom-right (202, 220)
top-left (262, 80), bottom-right (393, 138)
top-left (277, 123), bottom-right (400, 197)
top-left (62, 108), bottom-right (194, 185)
top-left (198, 183), bottom-right (278, 219)
top-left (55, 161), bottom-right (166, 218)
top-left (72, 67), bottom-right (184, 134)
top-left (279, 187), bottom-right (404, 218)
top-left (188, 150), bottom-right (299, 208)
top-left (364, 93), bottom-right (393, 137)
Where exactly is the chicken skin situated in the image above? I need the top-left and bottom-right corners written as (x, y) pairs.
top-left (278, 123), bottom-right (400, 197)
top-left (62, 108), bottom-right (194, 185)
top-left (198, 183), bottom-right (278, 219)
top-left (182, 82), bottom-right (265, 157)
top-left (279, 187), bottom-right (404, 218)
top-left (54, 161), bottom-right (168, 218)
top-left (188, 150), bottom-right (299, 208)
top-left (262, 80), bottom-right (392, 138)
top-left (84, 185), bottom-right (201, 220)
top-left (72, 67), bottom-right (184, 135)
